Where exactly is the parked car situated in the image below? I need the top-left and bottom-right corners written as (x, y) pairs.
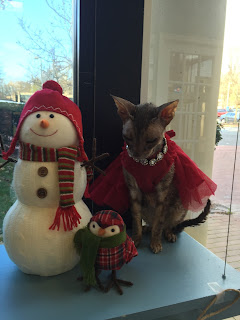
top-left (217, 109), bottom-right (227, 117)
top-left (219, 111), bottom-right (240, 123)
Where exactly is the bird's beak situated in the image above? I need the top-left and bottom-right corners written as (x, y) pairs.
top-left (98, 228), bottom-right (105, 237)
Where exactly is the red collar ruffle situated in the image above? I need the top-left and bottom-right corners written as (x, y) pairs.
top-left (89, 133), bottom-right (217, 213)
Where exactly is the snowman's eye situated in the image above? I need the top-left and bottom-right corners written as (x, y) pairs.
top-left (36, 114), bottom-right (41, 118)
top-left (92, 223), bottom-right (96, 228)
top-left (49, 114), bottom-right (54, 118)
top-left (111, 228), bottom-right (115, 233)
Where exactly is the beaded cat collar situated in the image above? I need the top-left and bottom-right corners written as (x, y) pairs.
top-left (126, 137), bottom-right (168, 166)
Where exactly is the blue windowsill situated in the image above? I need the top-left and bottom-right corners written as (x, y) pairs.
top-left (0, 232), bottom-right (240, 320)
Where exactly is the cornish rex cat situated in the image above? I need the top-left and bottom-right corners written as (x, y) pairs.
top-left (89, 97), bottom-right (216, 253)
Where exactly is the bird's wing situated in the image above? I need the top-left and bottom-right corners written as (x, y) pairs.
top-left (125, 235), bottom-right (138, 263)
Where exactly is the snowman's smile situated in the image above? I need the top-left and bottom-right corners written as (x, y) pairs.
top-left (30, 128), bottom-right (58, 137)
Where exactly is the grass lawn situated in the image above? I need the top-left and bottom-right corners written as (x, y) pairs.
top-left (0, 158), bottom-right (16, 237)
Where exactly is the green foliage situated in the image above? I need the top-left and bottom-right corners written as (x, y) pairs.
top-left (0, 102), bottom-right (24, 111)
top-left (0, 159), bottom-right (15, 235)
top-left (216, 122), bottom-right (224, 146)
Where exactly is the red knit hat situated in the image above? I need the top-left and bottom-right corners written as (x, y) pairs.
top-left (2, 80), bottom-right (88, 162)
top-left (90, 210), bottom-right (125, 232)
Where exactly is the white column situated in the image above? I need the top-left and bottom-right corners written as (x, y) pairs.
top-left (141, 0), bottom-right (227, 245)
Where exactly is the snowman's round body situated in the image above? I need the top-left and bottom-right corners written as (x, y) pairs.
top-left (3, 110), bottom-right (92, 276)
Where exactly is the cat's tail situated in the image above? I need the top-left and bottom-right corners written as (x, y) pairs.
top-left (173, 199), bottom-right (211, 234)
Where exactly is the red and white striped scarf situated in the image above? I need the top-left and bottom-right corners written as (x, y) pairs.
top-left (19, 142), bottom-right (88, 231)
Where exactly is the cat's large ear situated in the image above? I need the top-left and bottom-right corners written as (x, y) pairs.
top-left (159, 100), bottom-right (179, 125)
top-left (111, 95), bottom-right (136, 123)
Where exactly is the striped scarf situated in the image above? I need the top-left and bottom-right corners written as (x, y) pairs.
top-left (20, 142), bottom-right (85, 231)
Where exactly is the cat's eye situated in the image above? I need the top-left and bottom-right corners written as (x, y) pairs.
top-left (146, 138), bottom-right (158, 144)
top-left (123, 134), bottom-right (132, 141)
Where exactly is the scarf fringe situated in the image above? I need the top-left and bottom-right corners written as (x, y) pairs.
top-left (83, 270), bottom-right (97, 287)
top-left (49, 206), bottom-right (81, 231)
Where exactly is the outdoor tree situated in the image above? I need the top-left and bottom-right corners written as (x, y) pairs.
top-left (0, 0), bottom-right (10, 10)
top-left (17, 0), bottom-right (73, 95)
top-left (0, 66), bottom-right (5, 100)
top-left (219, 64), bottom-right (240, 109)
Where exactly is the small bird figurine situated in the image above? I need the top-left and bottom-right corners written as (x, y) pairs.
top-left (74, 210), bottom-right (138, 295)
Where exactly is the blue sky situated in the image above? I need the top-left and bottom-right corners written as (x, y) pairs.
top-left (221, 0), bottom-right (240, 73)
top-left (0, 0), bottom-right (239, 83)
top-left (0, 1), bottom-right (27, 80)
top-left (0, 0), bottom-right (72, 82)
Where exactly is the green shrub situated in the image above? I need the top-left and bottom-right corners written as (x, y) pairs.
top-left (0, 159), bottom-right (15, 235)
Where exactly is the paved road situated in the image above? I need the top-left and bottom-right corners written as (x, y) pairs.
top-left (212, 124), bottom-right (240, 212)
top-left (218, 125), bottom-right (240, 146)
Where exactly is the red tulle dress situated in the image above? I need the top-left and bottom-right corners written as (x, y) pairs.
top-left (89, 132), bottom-right (217, 213)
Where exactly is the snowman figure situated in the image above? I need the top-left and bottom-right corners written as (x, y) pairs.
top-left (2, 80), bottom-right (92, 276)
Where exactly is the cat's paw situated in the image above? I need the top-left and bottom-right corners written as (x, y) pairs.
top-left (132, 234), bottom-right (142, 247)
top-left (150, 240), bottom-right (162, 253)
top-left (164, 231), bottom-right (177, 243)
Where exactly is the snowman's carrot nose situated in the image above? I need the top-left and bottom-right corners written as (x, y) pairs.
top-left (40, 119), bottom-right (49, 128)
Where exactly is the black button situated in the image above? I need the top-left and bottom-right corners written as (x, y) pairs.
top-left (38, 167), bottom-right (48, 177)
top-left (37, 188), bottom-right (47, 199)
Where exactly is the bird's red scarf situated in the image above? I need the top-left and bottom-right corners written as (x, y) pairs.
top-left (89, 131), bottom-right (217, 213)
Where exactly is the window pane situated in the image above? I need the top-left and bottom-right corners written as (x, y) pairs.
top-left (0, 0), bottom-right (74, 237)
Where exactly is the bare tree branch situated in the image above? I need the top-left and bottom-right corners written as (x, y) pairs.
top-left (16, 0), bottom-right (73, 91)
top-left (45, 0), bottom-right (71, 25)
top-left (0, 0), bottom-right (10, 10)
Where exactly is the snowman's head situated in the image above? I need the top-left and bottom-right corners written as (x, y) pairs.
top-left (19, 111), bottom-right (79, 148)
top-left (2, 80), bottom-right (88, 162)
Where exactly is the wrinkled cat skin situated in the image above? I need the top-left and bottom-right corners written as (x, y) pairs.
top-left (112, 96), bottom-right (210, 253)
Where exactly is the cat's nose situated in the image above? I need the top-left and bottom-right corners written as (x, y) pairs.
top-left (132, 151), bottom-right (141, 158)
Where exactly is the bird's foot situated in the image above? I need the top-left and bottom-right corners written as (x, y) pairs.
top-left (77, 276), bottom-right (91, 291)
top-left (96, 271), bottom-right (105, 291)
top-left (105, 270), bottom-right (133, 295)
top-left (77, 271), bottom-right (104, 292)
